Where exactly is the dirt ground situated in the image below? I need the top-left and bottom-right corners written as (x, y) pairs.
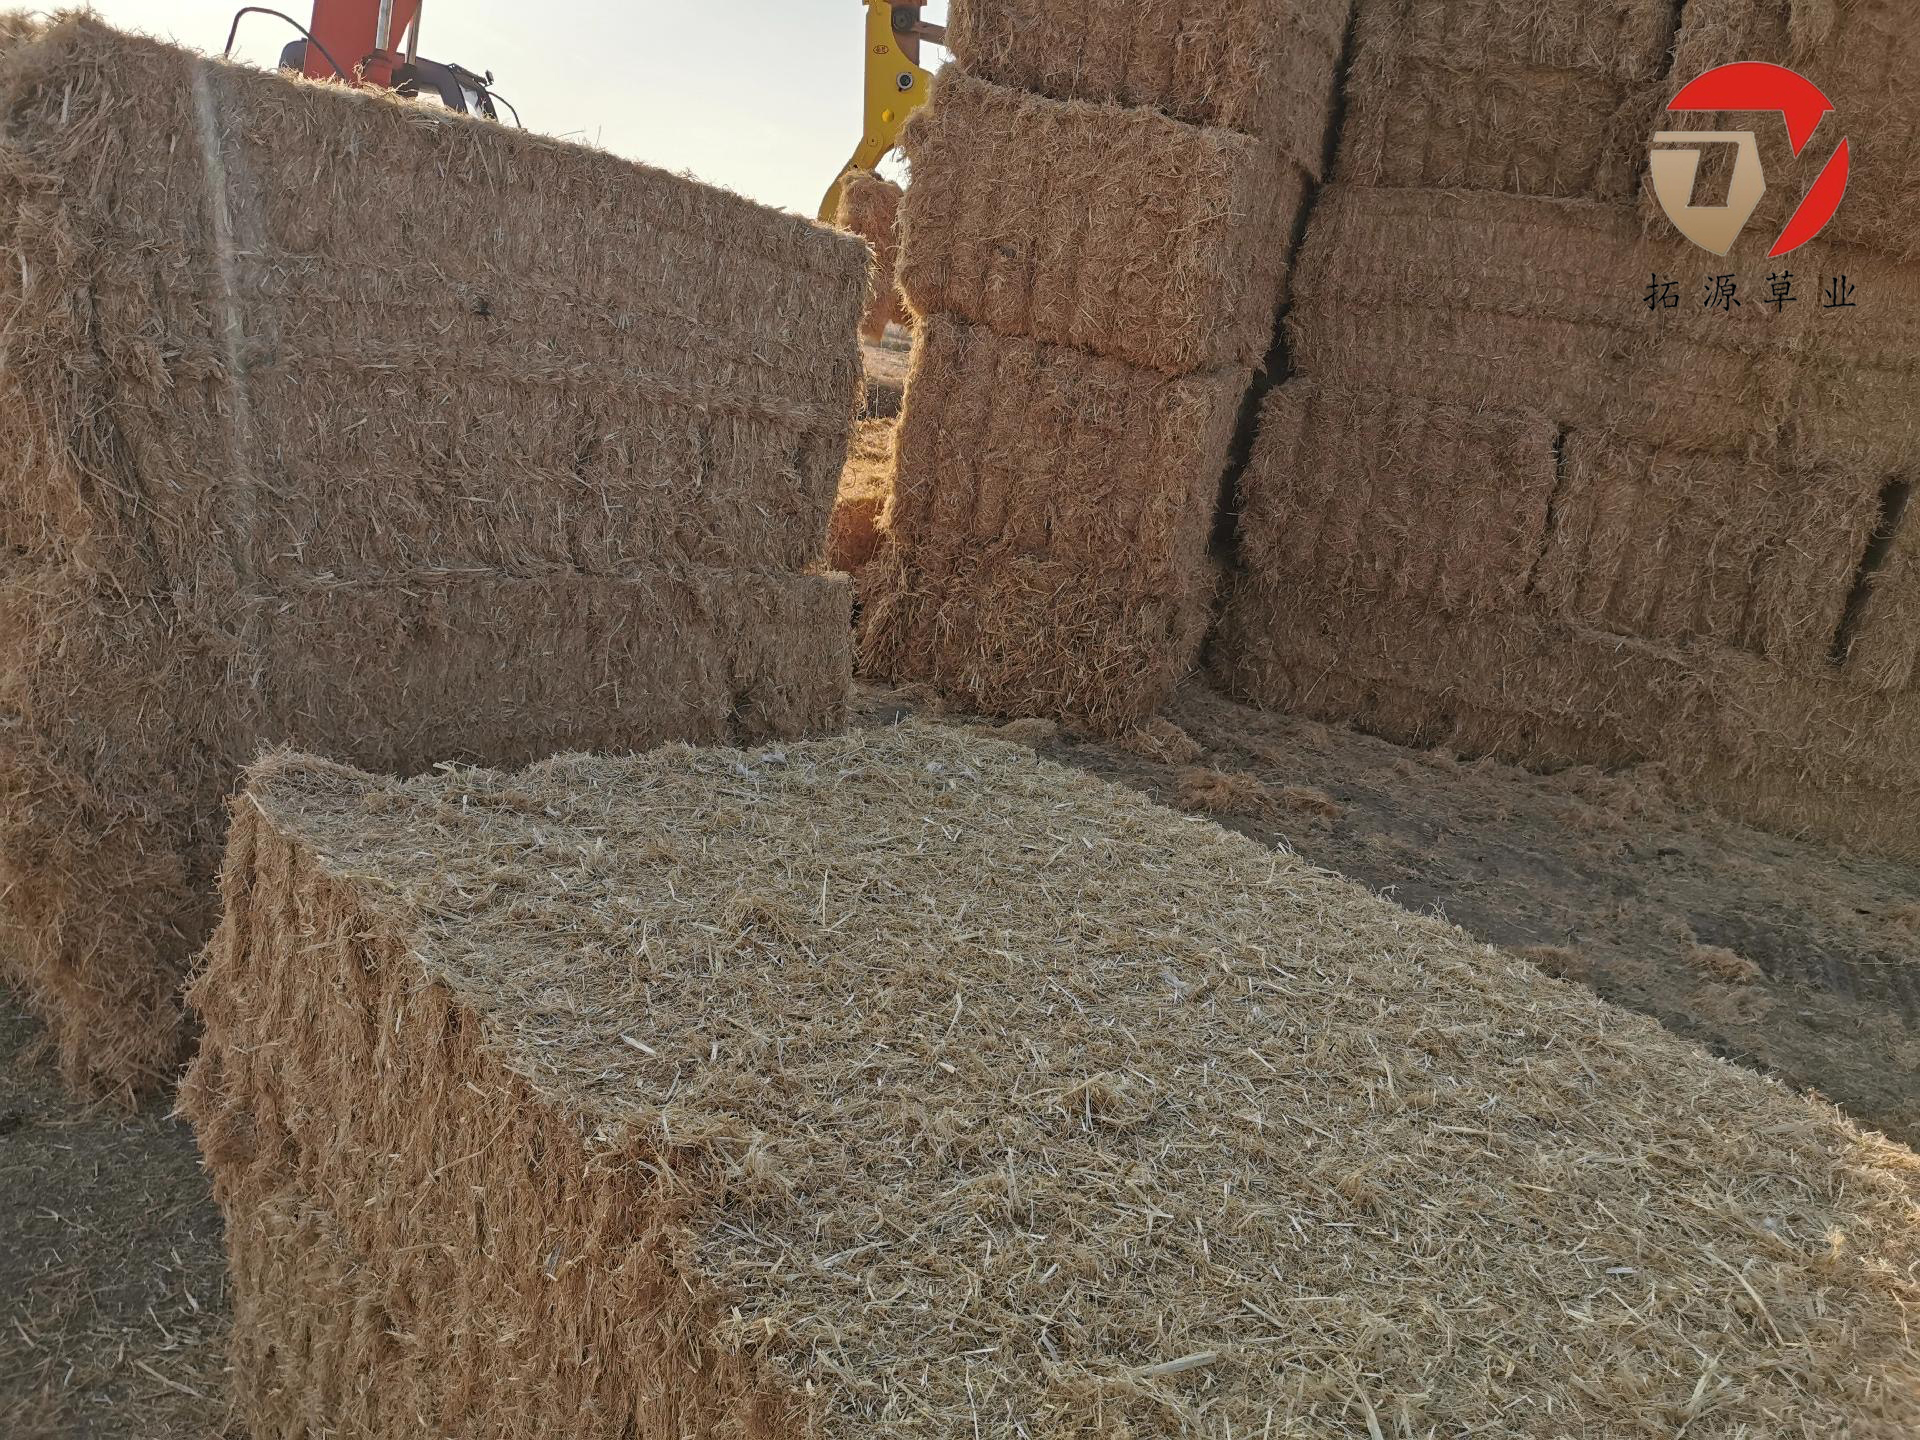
top-left (4, 679), bottom-right (1918, 1435)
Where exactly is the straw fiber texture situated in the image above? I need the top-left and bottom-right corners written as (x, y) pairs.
top-left (857, 319), bottom-right (1244, 729)
top-left (182, 723), bottom-right (1920, 1437)
top-left (1214, 575), bottom-right (1920, 861)
top-left (826, 419), bottom-right (895, 573)
top-left (898, 69), bottom-right (1303, 375)
top-left (0, 15), bottom-right (864, 1095)
top-left (835, 169), bottom-right (904, 342)
top-left (1337, 0), bottom-right (1678, 201)
top-left (944, 0), bottom-right (1350, 158)
top-left (1236, 381), bottom-right (1559, 616)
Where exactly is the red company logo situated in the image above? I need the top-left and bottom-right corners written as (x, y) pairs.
top-left (1650, 61), bottom-right (1851, 257)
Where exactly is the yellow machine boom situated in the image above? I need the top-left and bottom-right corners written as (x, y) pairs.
top-left (820, 1), bottom-right (943, 221)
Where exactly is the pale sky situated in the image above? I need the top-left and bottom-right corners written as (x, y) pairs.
top-left (79, 1), bottom-right (947, 217)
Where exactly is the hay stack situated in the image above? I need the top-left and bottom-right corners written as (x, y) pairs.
top-left (835, 169), bottom-right (904, 342)
top-left (182, 723), bottom-right (1920, 1437)
top-left (1213, 0), bottom-right (1920, 860)
top-left (867, 4), bottom-right (1350, 731)
top-left (0, 15), bottom-right (867, 1095)
top-left (1338, 0), bottom-right (1678, 201)
top-left (825, 419), bottom-right (895, 573)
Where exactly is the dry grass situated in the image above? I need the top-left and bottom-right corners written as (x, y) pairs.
top-left (1688, 942), bottom-right (1764, 986)
top-left (835, 169), bottom-right (904, 341)
top-left (181, 722), bottom-right (1920, 1436)
top-left (826, 419), bottom-right (895, 573)
top-left (898, 69), bottom-right (1303, 374)
top-left (0, 14), bottom-right (865, 1096)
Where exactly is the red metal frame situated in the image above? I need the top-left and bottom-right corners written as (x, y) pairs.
top-left (302, 0), bottom-right (423, 86)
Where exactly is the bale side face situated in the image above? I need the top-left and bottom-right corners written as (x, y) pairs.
top-left (886, 318), bottom-right (1247, 576)
top-left (1235, 380), bottom-right (1560, 614)
top-left (184, 725), bottom-right (1920, 1436)
top-left (1212, 573), bottom-right (1920, 862)
top-left (856, 541), bottom-right (1215, 732)
top-left (836, 169), bottom-right (904, 342)
top-left (944, 0), bottom-right (1351, 162)
top-left (826, 419), bottom-right (896, 572)
top-left (0, 15), bottom-right (866, 1095)
top-left (898, 69), bottom-right (1303, 375)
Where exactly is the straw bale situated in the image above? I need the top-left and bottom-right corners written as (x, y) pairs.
top-left (1337, 0), bottom-right (1677, 200)
top-left (898, 69), bottom-right (1304, 375)
top-left (826, 420), bottom-right (895, 573)
top-left (1236, 380), bottom-right (1558, 613)
top-left (886, 318), bottom-right (1246, 573)
top-left (858, 543), bottom-right (1215, 733)
top-left (0, 15), bottom-right (866, 1094)
top-left (943, 0), bottom-right (1350, 162)
top-left (1838, 497), bottom-right (1920, 693)
top-left (1664, 0), bottom-right (1920, 261)
top-left (1287, 186), bottom-right (1805, 451)
top-left (254, 571), bottom-right (853, 772)
top-left (836, 169), bottom-right (904, 342)
top-left (1534, 433), bottom-right (1887, 666)
top-left (1213, 574), bottom-right (1920, 860)
top-left (183, 722), bottom-right (1920, 1436)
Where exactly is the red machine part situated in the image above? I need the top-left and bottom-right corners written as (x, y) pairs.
top-left (302, 0), bottom-right (423, 87)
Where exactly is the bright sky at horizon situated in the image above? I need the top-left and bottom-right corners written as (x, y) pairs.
top-left (79, 1), bottom-right (947, 217)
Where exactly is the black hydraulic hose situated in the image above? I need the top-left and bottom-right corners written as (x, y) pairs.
top-left (223, 6), bottom-right (350, 81)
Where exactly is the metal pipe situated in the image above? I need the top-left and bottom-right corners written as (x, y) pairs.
top-left (406, 0), bottom-right (420, 65)
top-left (374, 0), bottom-right (395, 53)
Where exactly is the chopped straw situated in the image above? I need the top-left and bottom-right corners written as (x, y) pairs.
top-left (183, 722), bottom-right (1920, 1436)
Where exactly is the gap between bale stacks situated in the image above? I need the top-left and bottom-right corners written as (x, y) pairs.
top-left (180, 722), bottom-right (1920, 1437)
top-left (0, 14), bottom-right (868, 1096)
top-left (834, 169), bottom-right (904, 342)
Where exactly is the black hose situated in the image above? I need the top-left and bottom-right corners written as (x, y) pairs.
top-left (223, 6), bottom-right (350, 82)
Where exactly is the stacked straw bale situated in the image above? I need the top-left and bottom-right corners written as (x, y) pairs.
top-left (867, 2), bottom-right (1351, 730)
top-left (1215, 0), bottom-right (1920, 859)
top-left (834, 169), bottom-right (904, 342)
top-left (0, 15), bottom-right (867, 1095)
top-left (182, 723), bottom-right (1920, 1437)
top-left (825, 419), bottom-right (895, 573)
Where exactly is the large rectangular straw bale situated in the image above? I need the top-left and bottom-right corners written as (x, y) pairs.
top-left (1236, 380), bottom-right (1558, 613)
top-left (181, 723), bottom-right (1920, 1437)
top-left (885, 318), bottom-right (1247, 573)
top-left (1287, 186), bottom-right (1800, 450)
top-left (1838, 505), bottom-right (1920, 693)
top-left (0, 15), bottom-right (866, 1096)
top-left (858, 542), bottom-right (1215, 732)
top-left (826, 419), bottom-right (896, 573)
top-left (898, 69), bottom-right (1302, 374)
top-left (1336, 0), bottom-right (1676, 200)
top-left (1533, 434), bottom-right (1885, 667)
top-left (1664, 0), bottom-right (1920, 261)
top-left (944, 0), bottom-right (1350, 162)
top-left (1212, 574), bottom-right (1920, 861)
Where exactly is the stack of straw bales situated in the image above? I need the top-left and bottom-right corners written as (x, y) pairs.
top-left (182, 723), bottom-right (1920, 1436)
top-left (835, 169), bottom-right (905, 341)
top-left (826, 418), bottom-right (895, 574)
top-left (862, 1), bottom-right (1352, 732)
top-left (0, 15), bottom-right (867, 1095)
top-left (1215, 0), bottom-right (1920, 860)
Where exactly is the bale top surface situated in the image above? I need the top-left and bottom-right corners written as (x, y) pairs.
top-left (242, 724), bottom-right (1920, 1436)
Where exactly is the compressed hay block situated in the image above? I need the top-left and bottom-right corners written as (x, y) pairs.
top-left (1837, 491), bottom-right (1920, 693)
top-left (1337, 0), bottom-right (1678, 201)
top-left (886, 318), bottom-right (1247, 574)
top-left (1236, 381), bottom-right (1559, 613)
top-left (944, 0), bottom-right (1350, 164)
top-left (858, 542), bottom-right (1217, 732)
top-left (0, 16), bottom-right (866, 589)
top-left (0, 15), bottom-right (866, 1095)
top-left (182, 722), bottom-right (1920, 1436)
top-left (1664, 0), bottom-right (1920, 262)
top-left (1212, 574), bottom-right (1920, 861)
top-left (898, 70), bottom-right (1303, 374)
top-left (836, 169), bottom-right (904, 343)
top-left (255, 571), bottom-right (853, 772)
top-left (826, 420), bottom-right (895, 573)
top-left (1534, 434), bottom-right (1887, 667)
top-left (1287, 186), bottom-right (1804, 452)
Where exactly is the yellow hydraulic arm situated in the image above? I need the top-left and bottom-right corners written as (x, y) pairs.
top-left (819, 2), bottom-right (945, 221)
